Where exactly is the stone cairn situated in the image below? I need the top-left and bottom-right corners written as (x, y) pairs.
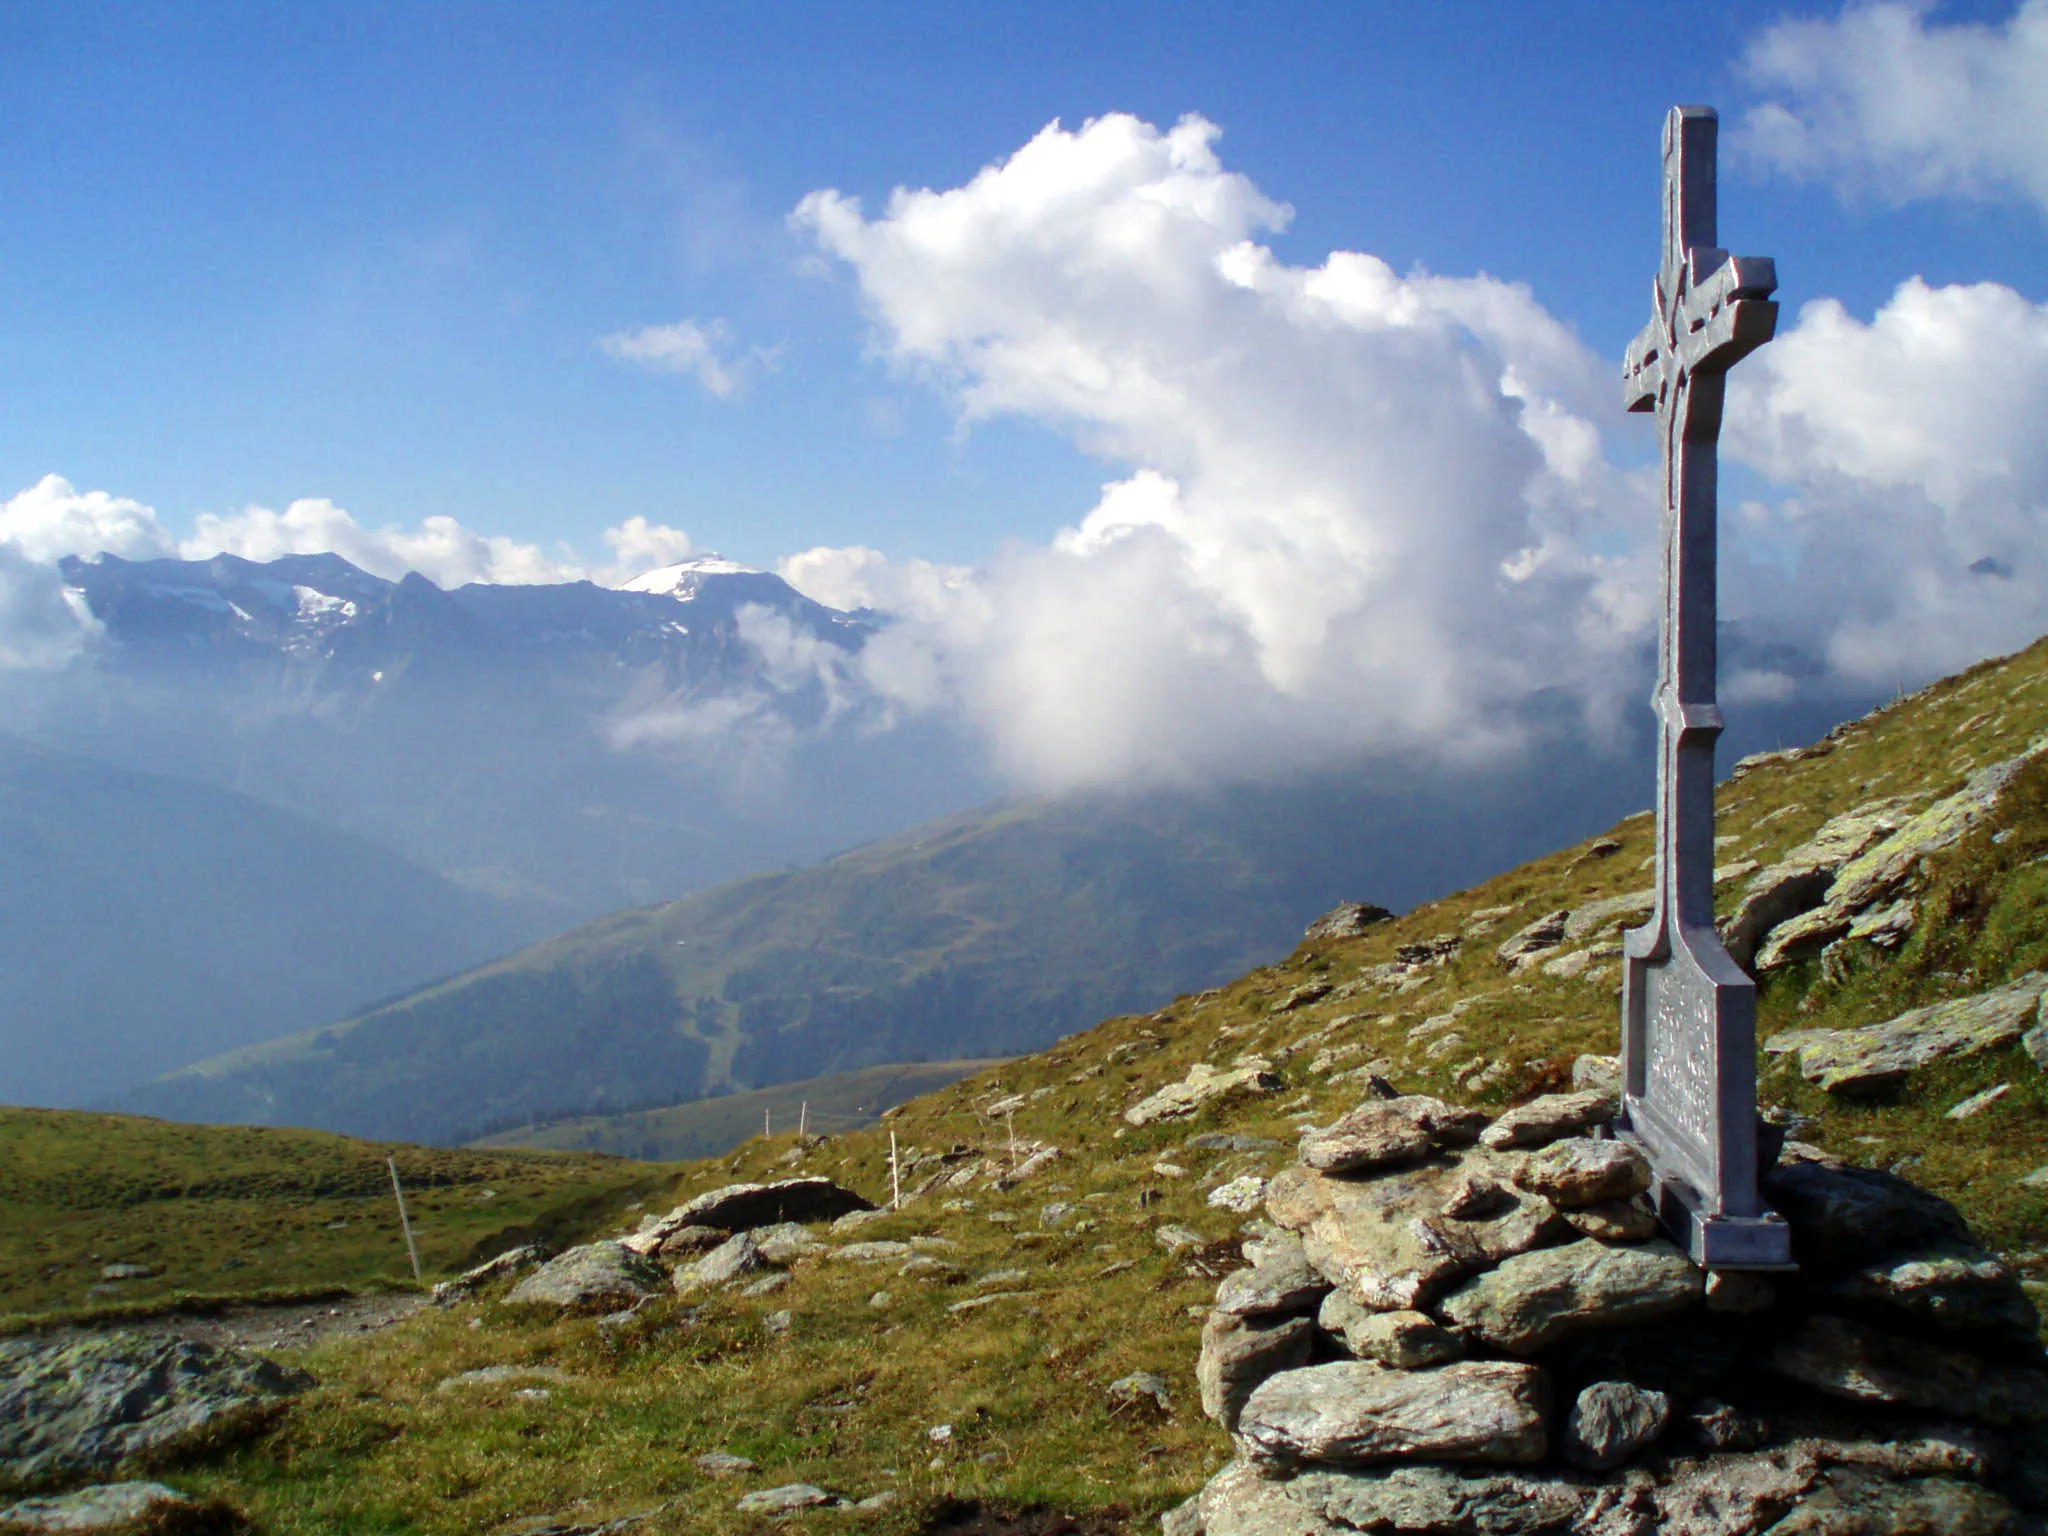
top-left (1171, 1072), bottom-right (2048, 1536)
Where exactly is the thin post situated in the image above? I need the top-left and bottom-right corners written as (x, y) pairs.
top-left (387, 1157), bottom-right (423, 1283)
top-left (799, 1101), bottom-right (808, 1138)
top-left (1005, 1108), bottom-right (1018, 1172)
top-left (765, 1108), bottom-right (771, 1140)
top-left (889, 1131), bottom-right (901, 1210)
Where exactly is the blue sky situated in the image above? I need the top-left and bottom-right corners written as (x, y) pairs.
top-left (2, 0), bottom-right (2034, 566)
top-left (3, 1), bottom-right (2045, 792)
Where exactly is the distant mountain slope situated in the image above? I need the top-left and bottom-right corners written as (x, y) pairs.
top-left (0, 736), bottom-right (533, 1107)
top-left (106, 751), bottom-right (1655, 1145)
top-left (473, 1059), bottom-right (1004, 1162)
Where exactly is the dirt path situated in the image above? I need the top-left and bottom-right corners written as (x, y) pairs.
top-left (45, 1291), bottom-right (427, 1354)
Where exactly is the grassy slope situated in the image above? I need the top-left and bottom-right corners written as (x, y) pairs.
top-left (473, 1060), bottom-right (1009, 1162)
top-left (0, 1110), bottom-right (672, 1324)
top-left (24, 637), bottom-right (2048, 1533)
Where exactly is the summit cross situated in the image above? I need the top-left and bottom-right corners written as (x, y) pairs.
top-left (1614, 106), bottom-right (1793, 1270)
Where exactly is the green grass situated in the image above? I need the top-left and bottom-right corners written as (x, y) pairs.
top-left (19, 635), bottom-right (2048, 1533)
top-left (0, 1110), bottom-right (674, 1324)
top-left (473, 1059), bottom-right (1010, 1161)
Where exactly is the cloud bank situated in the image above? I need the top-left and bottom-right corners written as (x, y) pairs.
top-left (788, 113), bottom-right (1646, 790)
top-left (1738, 0), bottom-right (2048, 214)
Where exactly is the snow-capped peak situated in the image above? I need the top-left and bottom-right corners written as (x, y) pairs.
top-left (615, 555), bottom-right (763, 596)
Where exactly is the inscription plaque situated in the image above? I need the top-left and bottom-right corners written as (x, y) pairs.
top-left (1614, 106), bottom-right (1793, 1269)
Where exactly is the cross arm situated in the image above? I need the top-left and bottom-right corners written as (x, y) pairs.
top-left (1622, 252), bottom-right (1779, 413)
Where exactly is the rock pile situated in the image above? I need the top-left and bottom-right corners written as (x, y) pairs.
top-left (1174, 1084), bottom-right (2047, 1535)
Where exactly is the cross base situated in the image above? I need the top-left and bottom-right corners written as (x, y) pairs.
top-left (1613, 1125), bottom-right (1796, 1270)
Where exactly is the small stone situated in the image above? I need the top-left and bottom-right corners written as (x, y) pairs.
top-left (1207, 1176), bottom-right (1267, 1214)
top-left (868, 1290), bottom-right (892, 1309)
top-left (1560, 1198), bottom-right (1660, 1243)
top-left (1155, 1225), bottom-right (1205, 1253)
top-left (1477, 1091), bottom-right (1614, 1150)
top-left (976, 1268), bottom-right (1030, 1289)
top-left (1318, 1294), bottom-right (1461, 1368)
top-left (1040, 1201), bottom-right (1080, 1226)
top-left (1947, 1083), bottom-right (2013, 1120)
top-left (1235, 1360), bottom-right (1550, 1469)
top-left (1496, 909), bottom-right (1571, 968)
top-left (738, 1273), bottom-right (788, 1298)
top-left (831, 1240), bottom-right (913, 1263)
top-left (1680, 1398), bottom-right (1768, 1452)
top-left (1704, 1270), bottom-right (1777, 1314)
top-left (1512, 1138), bottom-right (1651, 1207)
top-left (695, 1450), bottom-right (757, 1476)
top-left (1438, 1171), bottom-right (1514, 1221)
top-left (1561, 1380), bottom-right (1670, 1470)
top-left (1435, 1238), bottom-right (1702, 1354)
top-left (1821, 1244), bottom-right (2038, 1340)
top-left (1272, 982), bottom-right (1335, 1013)
top-left (898, 1255), bottom-right (961, 1281)
top-left (853, 1491), bottom-right (898, 1513)
top-left (763, 1310), bottom-right (792, 1335)
top-left (1570, 1054), bottom-right (1620, 1097)
top-left (1305, 903), bottom-right (1395, 940)
top-left (734, 1484), bottom-right (833, 1514)
top-left (96, 1263), bottom-right (153, 1282)
top-left (1197, 1311), bottom-right (1315, 1430)
top-left (1107, 1372), bottom-right (1172, 1414)
top-left (626, 1178), bottom-right (874, 1251)
top-left (653, 1226), bottom-right (726, 1261)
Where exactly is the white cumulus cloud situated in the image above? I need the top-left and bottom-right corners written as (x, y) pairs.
top-left (1725, 276), bottom-right (2048, 684)
top-left (601, 515), bottom-right (699, 583)
top-left (0, 475), bottom-right (177, 565)
top-left (598, 318), bottom-right (779, 399)
top-left (1738, 0), bottom-right (2048, 213)
top-left (793, 112), bottom-right (1645, 790)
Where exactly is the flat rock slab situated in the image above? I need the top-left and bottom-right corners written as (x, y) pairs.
top-left (1126, 1060), bottom-right (1283, 1127)
top-left (1235, 1360), bottom-right (1549, 1469)
top-left (1435, 1237), bottom-right (1702, 1354)
top-left (627, 1179), bottom-right (874, 1250)
top-left (1212, 1241), bottom-right (1330, 1321)
top-left (505, 1241), bottom-right (665, 1310)
top-left (0, 1481), bottom-right (197, 1531)
top-left (1266, 1158), bottom-right (1561, 1312)
top-left (1512, 1137), bottom-right (1650, 1207)
top-left (1821, 1244), bottom-right (2038, 1340)
top-left (1766, 972), bottom-right (2048, 1094)
top-left (0, 1331), bottom-right (313, 1482)
top-left (1297, 1096), bottom-right (1489, 1175)
top-left (734, 1484), bottom-right (835, 1513)
top-left (1477, 1091), bottom-right (1613, 1150)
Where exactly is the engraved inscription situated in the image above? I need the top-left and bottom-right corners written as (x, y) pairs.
top-left (1642, 966), bottom-right (1714, 1158)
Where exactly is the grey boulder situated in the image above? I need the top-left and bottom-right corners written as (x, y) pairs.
top-left (1762, 1162), bottom-right (1972, 1272)
top-left (1235, 1360), bottom-right (1549, 1470)
top-left (505, 1241), bottom-right (665, 1310)
top-left (0, 1332), bottom-right (313, 1482)
top-left (1769, 1314), bottom-right (2048, 1425)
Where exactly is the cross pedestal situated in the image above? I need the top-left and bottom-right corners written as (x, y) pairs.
top-left (1614, 106), bottom-right (1793, 1270)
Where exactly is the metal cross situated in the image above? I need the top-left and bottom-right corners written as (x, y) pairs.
top-left (1615, 106), bottom-right (1792, 1269)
